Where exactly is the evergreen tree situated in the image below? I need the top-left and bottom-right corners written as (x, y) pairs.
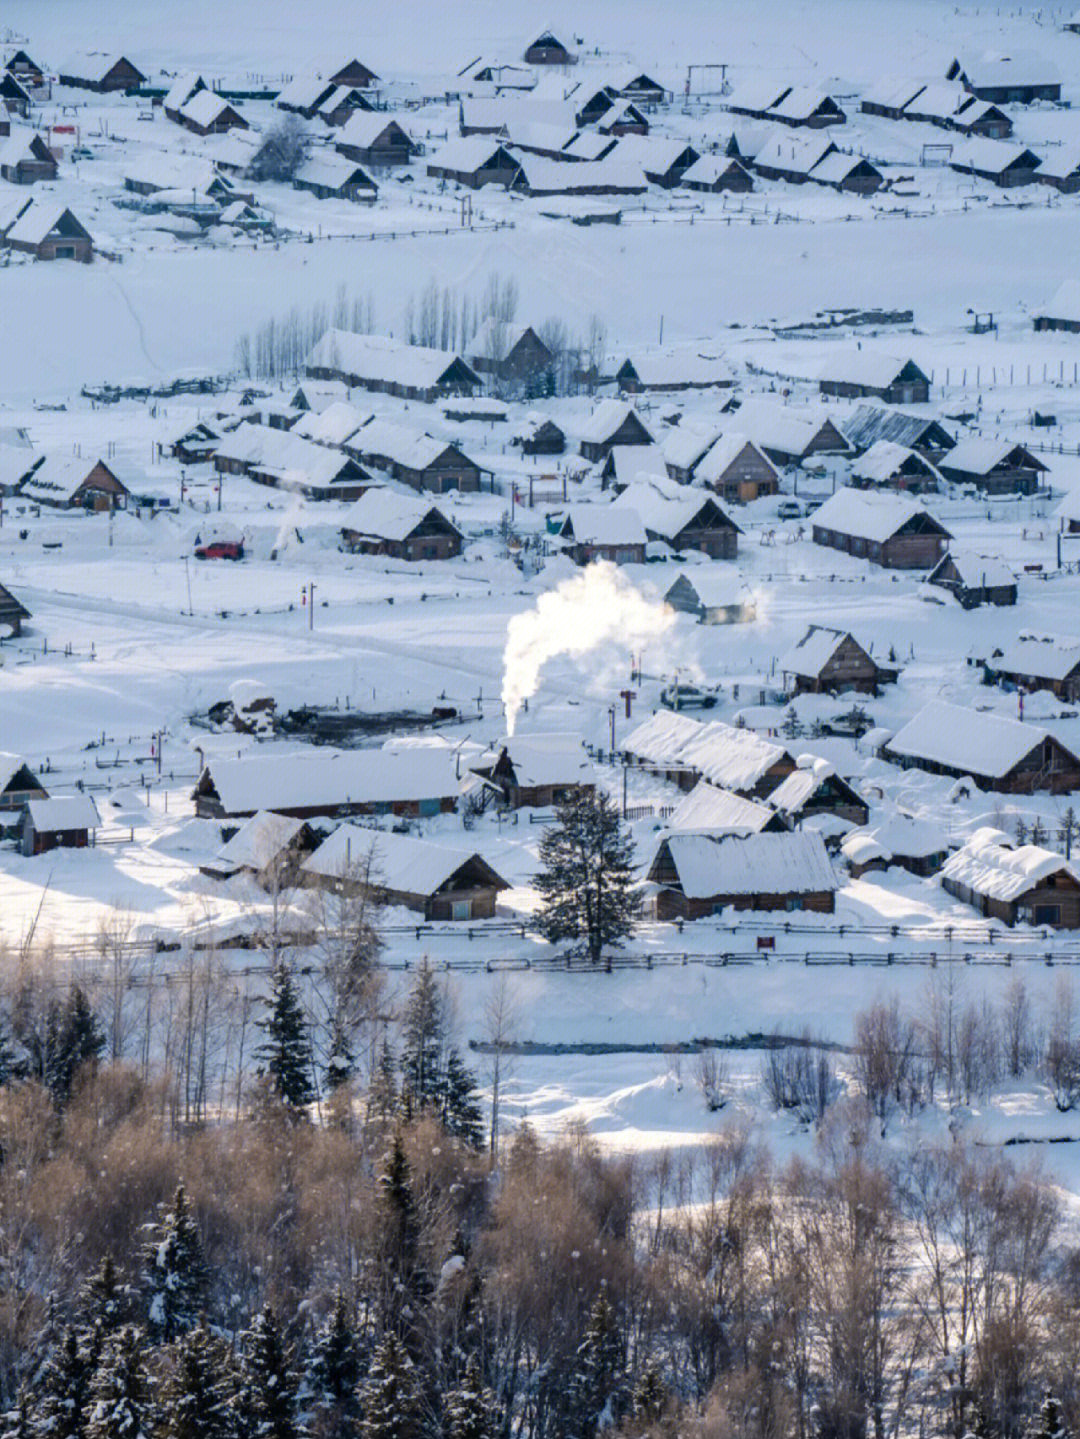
top-left (0, 1393), bottom-right (32, 1439)
top-left (630, 1365), bottom-right (668, 1426)
top-left (440, 1049), bottom-right (484, 1149)
top-left (80, 1255), bottom-right (131, 1337)
top-left (237, 1306), bottom-right (298, 1439)
top-left (45, 987), bottom-right (105, 1107)
top-left (399, 961), bottom-right (444, 1114)
top-left (143, 1184), bottom-right (209, 1342)
top-left (443, 1355), bottom-right (497, 1439)
top-left (324, 1020), bottom-right (354, 1094)
top-left (256, 962), bottom-right (316, 1114)
top-left (534, 792), bottom-right (638, 966)
top-left (31, 1327), bottom-right (97, 1439)
top-left (310, 1292), bottom-right (360, 1411)
top-left (0, 1008), bottom-right (18, 1087)
top-left (160, 1326), bottom-right (236, 1439)
top-left (569, 1293), bottom-right (625, 1439)
top-left (376, 1134), bottom-right (428, 1336)
top-left (85, 1326), bottom-right (155, 1439)
top-left (367, 1039), bottom-right (397, 1123)
top-left (357, 1333), bottom-right (420, 1439)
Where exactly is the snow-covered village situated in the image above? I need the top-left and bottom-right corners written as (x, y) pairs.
top-left (8, 1), bottom-right (1080, 1437)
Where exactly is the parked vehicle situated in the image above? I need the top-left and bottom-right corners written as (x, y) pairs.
top-left (661, 682), bottom-right (718, 711)
top-left (194, 540), bottom-right (244, 560)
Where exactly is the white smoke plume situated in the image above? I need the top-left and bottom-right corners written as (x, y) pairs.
top-left (501, 562), bottom-right (675, 734)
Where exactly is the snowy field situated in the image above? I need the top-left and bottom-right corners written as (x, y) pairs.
top-left (4, 0), bottom-right (1080, 1186)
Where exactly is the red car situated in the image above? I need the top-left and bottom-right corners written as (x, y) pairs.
top-left (194, 540), bottom-right (244, 560)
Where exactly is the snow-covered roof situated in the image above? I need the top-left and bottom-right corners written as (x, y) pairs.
top-left (292, 401), bottom-right (370, 447)
top-left (811, 487), bottom-right (947, 543)
top-left (663, 424), bottom-right (724, 473)
top-left (0, 752), bottom-right (37, 792)
top-left (59, 51), bottom-right (143, 83)
top-left (215, 423), bottom-right (364, 491)
top-left (294, 152), bottom-right (377, 191)
top-left (754, 126), bottom-right (836, 176)
top-left (696, 432), bottom-right (776, 486)
top-left (664, 568), bottom-right (751, 610)
top-left (618, 349), bottom-right (733, 388)
top-left (124, 154), bottom-right (221, 194)
top-left (460, 96), bottom-right (578, 134)
top-left (340, 487), bottom-right (459, 542)
top-left (212, 811), bottom-right (307, 872)
top-left (605, 446), bottom-right (669, 488)
top-left (1034, 149), bottom-right (1080, 184)
top-left (728, 79), bottom-right (791, 113)
top-left (512, 153), bottom-right (647, 194)
top-left (727, 397), bottom-right (843, 458)
top-left (276, 74), bottom-right (334, 110)
top-left (680, 154), bottom-right (748, 186)
top-left (163, 72), bottom-right (205, 112)
top-left (767, 755), bottom-right (840, 816)
top-left (907, 80), bottom-right (969, 119)
top-left (560, 503), bottom-right (646, 547)
top-left (429, 135), bottom-right (519, 174)
top-left (950, 137), bottom-right (1041, 175)
top-left (885, 700), bottom-right (1055, 779)
top-left (180, 90), bottom-right (241, 128)
top-left (1055, 488), bottom-right (1080, 525)
top-left (861, 79), bottom-right (928, 112)
top-left (20, 454), bottom-right (108, 503)
top-left (931, 547), bottom-right (1014, 590)
top-left (200, 746), bottom-right (463, 816)
top-left (817, 350), bottom-right (925, 389)
top-left (852, 440), bottom-right (938, 484)
top-left (0, 132), bottom-right (52, 168)
top-left (841, 814), bottom-right (947, 865)
top-left (767, 87), bottom-right (842, 122)
top-left (780, 625), bottom-right (851, 678)
top-left (614, 479), bottom-right (736, 542)
top-left (654, 830), bottom-right (837, 898)
top-left (356, 417), bottom-right (475, 474)
top-left (988, 632), bottom-right (1080, 682)
top-left (25, 794), bottom-right (100, 831)
top-left (306, 330), bottom-right (478, 390)
top-left (5, 201), bottom-right (87, 247)
top-left (952, 52), bottom-right (1060, 88)
top-left (625, 710), bottom-right (791, 792)
top-left (336, 111), bottom-right (413, 149)
top-left (0, 447), bottom-right (40, 492)
top-left (577, 399), bottom-right (652, 445)
top-left (940, 826), bottom-right (1077, 903)
top-left (668, 781), bottom-right (777, 835)
top-left (304, 824), bottom-right (505, 894)
top-left (842, 405), bottom-right (953, 452)
top-left (941, 437), bottom-right (1044, 475)
top-left (809, 151), bottom-right (875, 185)
top-left (482, 733), bottom-right (595, 788)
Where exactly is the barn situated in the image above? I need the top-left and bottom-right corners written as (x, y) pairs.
top-left (941, 828), bottom-right (1080, 928)
top-left (20, 794), bottom-right (100, 856)
top-left (810, 489), bottom-right (951, 569)
top-left (339, 489), bottom-right (463, 560)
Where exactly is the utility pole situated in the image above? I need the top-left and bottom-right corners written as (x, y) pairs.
top-left (184, 556), bottom-right (193, 615)
top-left (608, 705), bottom-right (616, 756)
top-left (308, 580), bottom-right (315, 630)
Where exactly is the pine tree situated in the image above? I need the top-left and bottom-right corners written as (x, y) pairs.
top-left (631, 1364), bottom-right (668, 1426)
top-left (159, 1326), bottom-right (236, 1439)
top-left (80, 1255), bottom-right (132, 1336)
top-left (48, 986), bottom-right (105, 1106)
top-left (367, 1039), bottom-right (397, 1123)
top-left (31, 1327), bottom-right (97, 1439)
top-left (324, 1020), bottom-right (354, 1094)
top-left (310, 1292), bottom-right (360, 1411)
top-left (443, 1355), bottom-right (497, 1439)
top-left (440, 1049), bottom-right (484, 1149)
top-left (256, 962), bottom-right (316, 1114)
top-left (399, 961), bottom-right (444, 1114)
top-left (534, 792), bottom-right (638, 966)
top-left (357, 1333), bottom-right (420, 1439)
top-left (85, 1326), bottom-right (155, 1439)
top-left (0, 1008), bottom-right (18, 1087)
top-left (143, 1184), bottom-right (209, 1342)
top-left (0, 1393), bottom-right (32, 1439)
top-left (569, 1293), bottom-right (625, 1439)
top-left (237, 1306), bottom-right (298, 1439)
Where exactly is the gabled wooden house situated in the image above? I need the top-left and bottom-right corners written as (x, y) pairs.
top-left (850, 441), bottom-right (941, 494)
top-left (524, 32), bottom-right (577, 65)
top-left (769, 759), bottom-right (870, 828)
top-left (470, 734), bottom-right (595, 809)
top-left (556, 505), bottom-right (647, 565)
top-left (329, 59), bottom-right (379, 89)
top-left (780, 625), bottom-right (893, 696)
top-left (339, 489), bottom-right (464, 560)
top-left (468, 321), bottom-right (553, 381)
top-left (937, 440), bottom-right (1048, 495)
top-left (21, 456), bottom-right (128, 509)
top-left (941, 828), bottom-right (1080, 928)
top-left (0, 580), bottom-right (30, 636)
top-left (647, 831), bottom-right (837, 919)
top-left (336, 113), bottom-right (417, 167)
top-left (983, 633), bottom-right (1080, 703)
top-left (811, 490), bottom-right (951, 569)
top-left (0, 753), bottom-right (46, 812)
top-left (427, 138), bottom-right (521, 189)
top-left (20, 795), bottom-right (99, 856)
top-left (352, 419), bottom-right (485, 493)
top-left (58, 53), bottom-right (145, 92)
top-left (0, 132), bottom-right (57, 184)
top-left (884, 701), bottom-right (1080, 794)
top-left (577, 400), bottom-right (654, 462)
top-left (616, 481), bottom-right (741, 558)
top-left (927, 549), bottom-right (1016, 608)
top-left (818, 353), bottom-right (931, 404)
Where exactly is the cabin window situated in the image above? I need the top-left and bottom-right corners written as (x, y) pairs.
top-left (451, 900), bottom-right (472, 921)
top-left (1034, 905), bottom-right (1061, 925)
top-left (419, 798), bottom-right (441, 817)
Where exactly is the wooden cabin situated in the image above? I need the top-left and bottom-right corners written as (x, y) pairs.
top-left (329, 59), bottom-right (379, 89)
top-left (21, 456), bottom-right (128, 509)
top-left (293, 153), bottom-right (378, 201)
top-left (811, 490), bottom-right (951, 569)
top-left (339, 490), bottom-right (463, 560)
top-left (200, 811), bottom-right (318, 888)
top-left (927, 549), bottom-right (1016, 608)
top-left (306, 330), bottom-right (479, 402)
top-left (352, 420), bottom-right (485, 493)
top-left (850, 441), bottom-right (941, 494)
top-left (983, 633), bottom-right (1080, 703)
top-left (0, 200), bottom-right (93, 261)
top-left (0, 753), bottom-right (47, 811)
top-left (336, 114), bottom-right (417, 167)
top-left (20, 794), bottom-right (99, 856)
top-left (0, 132), bottom-right (56, 184)
top-left (647, 831), bottom-right (837, 920)
top-left (0, 580), bottom-right (30, 635)
top-left (468, 322), bottom-right (553, 383)
top-left (556, 505), bottom-right (647, 565)
top-left (780, 625), bottom-right (894, 696)
top-left (578, 401), bottom-right (654, 462)
top-left (941, 829), bottom-right (1080, 928)
top-left (818, 354), bottom-right (931, 405)
top-left (768, 761), bottom-right (870, 828)
top-left (884, 701), bottom-right (1080, 794)
top-left (470, 735), bottom-right (595, 809)
top-left (663, 571), bottom-right (756, 625)
top-left (58, 53), bottom-right (145, 92)
top-left (427, 139), bottom-right (521, 190)
top-left (524, 31), bottom-right (576, 65)
top-left (937, 440), bottom-right (1048, 495)
top-left (842, 817), bottom-right (949, 878)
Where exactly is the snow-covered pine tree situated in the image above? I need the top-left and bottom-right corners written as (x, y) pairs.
top-left (534, 792), bottom-right (638, 967)
top-left (357, 1333), bottom-right (420, 1439)
top-left (309, 1291), bottom-right (360, 1412)
top-left (143, 1184), bottom-right (209, 1342)
top-left (256, 962), bottom-right (316, 1114)
top-left (324, 1020), bottom-right (354, 1094)
top-left (237, 1305), bottom-right (298, 1439)
top-left (159, 1325), bottom-right (236, 1439)
top-left (49, 986), bottom-right (106, 1106)
top-left (569, 1292), bottom-right (625, 1439)
top-left (30, 1327), bottom-right (97, 1439)
top-left (85, 1326), bottom-right (155, 1439)
top-left (0, 1008), bottom-right (18, 1087)
top-left (0, 1393), bottom-right (32, 1439)
top-left (630, 1364), bottom-right (668, 1426)
top-left (440, 1049), bottom-right (484, 1149)
top-left (80, 1255), bottom-right (131, 1336)
top-left (399, 960), bottom-right (444, 1114)
top-left (443, 1354), bottom-right (497, 1439)
top-left (367, 1039), bottom-right (397, 1123)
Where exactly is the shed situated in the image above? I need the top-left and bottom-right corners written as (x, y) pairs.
top-left (200, 811), bottom-right (317, 887)
top-left (556, 505), bottom-right (647, 565)
top-left (21, 794), bottom-right (99, 856)
top-left (927, 548), bottom-right (1016, 608)
top-left (647, 831), bottom-right (837, 919)
top-left (577, 400), bottom-right (654, 462)
top-left (841, 816), bottom-right (949, 877)
top-left (883, 700), bottom-right (1080, 793)
top-left (514, 414), bottom-right (566, 455)
top-left (0, 131), bottom-right (57, 184)
top-left (469, 733), bottom-right (595, 808)
top-left (1035, 279), bottom-right (1080, 333)
top-left (663, 570), bottom-right (756, 625)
